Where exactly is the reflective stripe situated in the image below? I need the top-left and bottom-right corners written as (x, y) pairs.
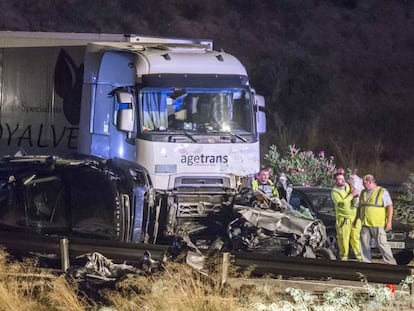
top-left (360, 187), bottom-right (387, 227)
top-left (331, 184), bottom-right (351, 199)
top-left (252, 179), bottom-right (279, 198)
top-left (331, 184), bottom-right (355, 218)
top-left (360, 187), bottom-right (384, 208)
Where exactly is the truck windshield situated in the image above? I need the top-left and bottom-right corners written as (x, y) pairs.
top-left (139, 88), bottom-right (254, 134)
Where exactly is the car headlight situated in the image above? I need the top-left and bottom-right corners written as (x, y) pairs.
top-left (129, 168), bottom-right (145, 184)
top-left (408, 230), bottom-right (414, 239)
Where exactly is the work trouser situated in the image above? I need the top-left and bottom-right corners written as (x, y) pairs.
top-left (360, 226), bottom-right (397, 265)
top-left (336, 216), bottom-right (362, 261)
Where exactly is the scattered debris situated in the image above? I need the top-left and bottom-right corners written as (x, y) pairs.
top-left (67, 251), bottom-right (163, 285)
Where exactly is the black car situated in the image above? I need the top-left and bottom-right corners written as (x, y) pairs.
top-left (0, 156), bottom-right (150, 240)
top-left (289, 186), bottom-right (414, 264)
top-left (0, 155), bottom-right (173, 265)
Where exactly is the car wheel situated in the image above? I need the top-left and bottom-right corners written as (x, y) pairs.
top-left (325, 232), bottom-right (338, 258)
top-left (315, 247), bottom-right (336, 260)
top-left (394, 249), bottom-right (414, 265)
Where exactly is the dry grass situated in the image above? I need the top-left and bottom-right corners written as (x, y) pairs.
top-left (47, 277), bottom-right (90, 311)
top-left (0, 248), bottom-right (90, 311)
top-left (104, 261), bottom-right (244, 311)
top-left (0, 248), bottom-right (413, 310)
top-left (0, 249), bottom-right (254, 311)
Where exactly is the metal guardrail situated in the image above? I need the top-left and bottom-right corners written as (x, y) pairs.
top-left (0, 227), bottom-right (412, 286)
top-left (231, 251), bottom-right (413, 284)
top-left (0, 229), bottom-right (169, 268)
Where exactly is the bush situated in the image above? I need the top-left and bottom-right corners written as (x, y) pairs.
top-left (264, 144), bottom-right (337, 187)
top-left (393, 173), bottom-right (414, 228)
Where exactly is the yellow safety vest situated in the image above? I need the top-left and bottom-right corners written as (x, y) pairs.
top-left (252, 179), bottom-right (279, 198)
top-left (331, 184), bottom-right (356, 218)
top-left (359, 187), bottom-right (387, 227)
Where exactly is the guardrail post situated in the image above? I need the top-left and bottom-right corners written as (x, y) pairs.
top-left (60, 238), bottom-right (70, 272)
top-left (221, 252), bottom-right (230, 286)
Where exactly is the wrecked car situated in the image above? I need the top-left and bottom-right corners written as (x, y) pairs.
top-left (0, 155), bottom-right (169, 263)
top-left (228, 189), bottom-right (335, 259)
top-left (0, 155), bottom-right (152, 242)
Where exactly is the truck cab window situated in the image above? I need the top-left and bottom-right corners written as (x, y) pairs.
top-left (140, 88), bottom-right (253, 134)
top-left (141, 91), bottom-right (168, 131)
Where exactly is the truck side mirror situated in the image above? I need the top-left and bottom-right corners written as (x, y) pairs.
top-left (254, 95), bottom-right (266, 134)
top-left (116, 91), bottom-right (135, 133)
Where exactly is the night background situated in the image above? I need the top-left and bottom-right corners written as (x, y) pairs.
top-left (0, 0), bottom-right (413, 182)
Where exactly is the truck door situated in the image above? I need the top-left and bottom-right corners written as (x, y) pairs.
top-left (86, 51), bottom-right (136, 161)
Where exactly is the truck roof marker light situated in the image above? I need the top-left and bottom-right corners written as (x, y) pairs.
top-left (216, 54), bottom-right (224, 62)
top-left (162, 53), bottom-right (171, 60)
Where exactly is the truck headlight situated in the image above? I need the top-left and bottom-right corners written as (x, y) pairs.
top-left (408, 230), bottom-right (414, 239)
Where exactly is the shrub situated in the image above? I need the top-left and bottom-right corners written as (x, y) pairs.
top-left (393, 173), bottom-right (414, 228)
top-left (264, 144), bottom-right (337, 187)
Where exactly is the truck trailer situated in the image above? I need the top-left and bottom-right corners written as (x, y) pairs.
top-left (0, 31), bottom-right (266, 249)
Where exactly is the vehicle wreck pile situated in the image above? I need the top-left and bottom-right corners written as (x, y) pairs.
top-left (227, 189), bottom-right (330, 258)
top-left (182, 187), bottom-right (333, 274)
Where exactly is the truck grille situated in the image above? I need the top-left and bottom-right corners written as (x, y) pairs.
top-left (181, 178), bottom-right (224, 185)
top-left (174, 176), bottom-right (230, 194)
top-left (177, 202), bottom-right (221, 217)
top-left (176, 194), bottom-right (223, 217)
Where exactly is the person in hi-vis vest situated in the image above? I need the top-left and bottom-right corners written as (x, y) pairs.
top-left (252, 168), bottom-right (281, 206)
top-left (331, 168), bottom-right (362, 261)
top-left (355, 174), bottom-right (396, 265)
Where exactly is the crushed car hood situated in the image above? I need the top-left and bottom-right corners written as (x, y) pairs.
top-left (237, 207), bottom-right (317, 235)
top-left (229, 205), bottom-right (327, 254)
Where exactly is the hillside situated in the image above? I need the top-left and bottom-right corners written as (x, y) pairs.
top-left (0, 0), bottom-right (413, 180)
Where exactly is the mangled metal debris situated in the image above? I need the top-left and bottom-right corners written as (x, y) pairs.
top-left (181, 189), bottom-right (334, 274)
top-left (67, 250), bottom-right (163, 284)
top-left (228, 189), bottom-right (332, 259)
top-left (229, 205), bottom-right (328, 257)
